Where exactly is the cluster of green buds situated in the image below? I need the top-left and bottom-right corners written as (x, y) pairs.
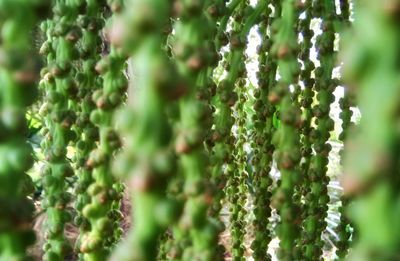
top-left (108, 0), bottom-right (186, 260)
top-left (39, 0), bottom-right (85, 259)
top-left (78, 1), bottom-right (126, 259)
top-left (341, 0), bottom-right (400, 260)
top-left (250, 1), bottom-right (281, 259)
top-left (72, 0), bottom-right (104, 258)
top-left (0, 0), bottom-right (48, 260)
top-left (269, 0), bottom-right (303, 259)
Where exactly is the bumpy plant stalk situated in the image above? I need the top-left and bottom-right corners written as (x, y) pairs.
top-left (335, 0), bottom-right (353, 258)
top-left (269, 0), bottom-right (302, 259)
top-left (335, 92), bottom-right (353, 260)
top-left (105, 0), bottom-right (126, 248)
top-left (210, 1), bottom-right (266, 259)
top-left (79, 2), bottom-right (126, 260)
top-left (338, 0), bottom-right (350, 26)
top-left (225, 2), bottom-right (249, 260)
top-left (341, 0), bottom-right (400, 260)
top-left (109, 0), bottom-right (185, 260)
top-left (250, 1), bottom-right (281, 260)
top-left (0, 1), bottom-right (48, 260)
top-left (208, 1), bottom-right (250, 227)
top-left (40, 0), bottom-right (84, 259)
top-left (300, 1), bottom-right (336, 258)
top-left (73, 0), bottom-right (104, 258)
top-left (171, 1), bottom-right (222, 260)
top-left (296, 0), bottom-right (316, 257)
top-left (208, 0), bottom-right (237, 220)
top-left (297, 0), bottom-right (315, 202)
top-left (213, 0), bottom-right (240, 51)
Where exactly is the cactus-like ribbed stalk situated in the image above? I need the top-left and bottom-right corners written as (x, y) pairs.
top-left (269, 0), bottom-right (302, 259)
top-left (40, 0), bottom-right (84, 259)
top-left (0, 1), bottom-right (48, 260)
top-left (341, 0), bottom-right (400, 260)
top-left (109, 0), bottom-right (185, 260)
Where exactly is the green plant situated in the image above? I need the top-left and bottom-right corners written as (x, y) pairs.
top-left (208, 0), bottom-right (241, 225)
top-left (341, 0), bottom-right (400, 260)
top-left (295, 2), bottom-right (316, 257)
top-left (7, 1), bottom-right (400, 260)
top-left (171, 0), bottom-right (222, 260)
top-left (39, 0), bottom-right (85, 259)
top-left (72, 0), bottom-right (103, 259)
top-left (225, 2), bottom-right (250, 260)
top-left (109, 0), bottom-right (184, 260)
top-left (335, 1), bottom-right (353, 258)
top-left (78, 1), bottom-right (126, 259)
top-left (299, 0), bottom-right (337, 259)
top-left (269, 0), bottom-right (302, 259)
top-left (0, 0), bottom-right (48, 260)
top-left (250, 1), bottom-right (281, 260)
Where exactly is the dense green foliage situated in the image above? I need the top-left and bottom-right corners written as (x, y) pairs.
top-left (3, 0), bottom-right (400, 260)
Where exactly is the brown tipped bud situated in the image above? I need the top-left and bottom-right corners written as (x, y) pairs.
top-left (277, 45), bottom-right (290, 59)
top-left (175, 138), bottom-right (191, 154)
top-left (65, 30), bottom-right (80, 42)
top-left (186, 55), bottom-right (203, 71)
top-left (207, 5), bottom-right (219, 17)
top-left (268, 92), bottom-right (280, 104)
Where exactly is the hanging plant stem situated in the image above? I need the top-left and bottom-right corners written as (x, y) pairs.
top-left (79, 2), bottom-right (127, 260)
top-left (171, 0), bottom-right (223, 259)
top-left (269, 0), bottom-right (303, 259)
top-left (73, 0), bottom-right (104, 258)
top-left (299, 0), bottom-right (337, 258)
top-left (335, 0), bottom-right (353, 258)
top-left (0, 1), bottom-right (48, 260)
top-left (40, 0), bottom-right (84, 259)
top-left (109, 0), bottom-right (186, 259)
top-left (250, 0), bottom-right (283, 259)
